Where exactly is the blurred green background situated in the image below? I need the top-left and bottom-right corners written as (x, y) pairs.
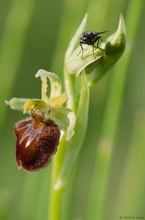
top-left (0, 0), bottom-right (145, 219)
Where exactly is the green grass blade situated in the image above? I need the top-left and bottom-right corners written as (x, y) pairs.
top-left (87, 0), bottom-right (144, 219)
top-left (0, 0), bottom-right (36, 127)
top-left (113, 112), bottom-right (145, 218)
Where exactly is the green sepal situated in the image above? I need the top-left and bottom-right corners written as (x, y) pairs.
top-left (50, 107), bottom-right (76, 140)
top-left (49, 107), bottom-right (70, 130)
top-left (5, 98), bottom-right (31, 112)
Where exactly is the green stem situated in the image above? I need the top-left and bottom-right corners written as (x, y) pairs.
top-left (48, 73), bottom-right (89, 220)
top-left (48, 71), bottom-right (76, 220)
top-left (49, 187), bottom-right (63, 220)
top-left (48, 134), bottom-right (67, 220)
top-left (54, 73), bottom-right (89, 188)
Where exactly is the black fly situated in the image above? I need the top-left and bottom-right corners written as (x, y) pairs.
top-left (79, 31), bottom-right (108, 58)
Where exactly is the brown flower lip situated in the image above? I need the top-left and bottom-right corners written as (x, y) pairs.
top-left (14, 116), bottom-right (60, 172)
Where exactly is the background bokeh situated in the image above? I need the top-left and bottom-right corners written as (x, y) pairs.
top-left (0, 0), bottom-right (145, 219)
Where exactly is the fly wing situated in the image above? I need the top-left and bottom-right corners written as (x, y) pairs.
top-left (96, 31), bottom-right (108, 35)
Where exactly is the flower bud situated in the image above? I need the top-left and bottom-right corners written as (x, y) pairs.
top-left (65, 14), bottom-right (126, 85)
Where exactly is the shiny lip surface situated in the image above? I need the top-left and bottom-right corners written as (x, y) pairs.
top-left (14, 117), bottom-right (60, 172)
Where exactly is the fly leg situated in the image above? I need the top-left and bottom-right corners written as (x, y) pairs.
top-left (96, 36), bottom-right (104, 51)
top-left (77, 42), bottom-right (85, 58)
